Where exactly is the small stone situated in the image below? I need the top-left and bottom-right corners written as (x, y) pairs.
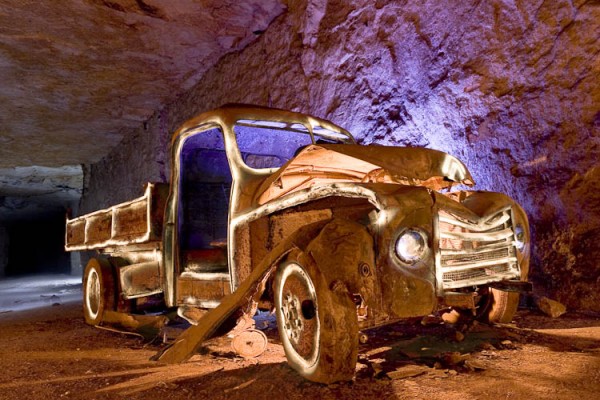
top-left (364, 347), bottom-right (392, 357)
top-left (371, 360), bottom-right (384, 375)
top-left (448, 369), bottom-right (458, 376)
top-left (429, 368), bottom-right (447, 378)
top-left (442, 352), bottom-right (465, 366)
top-left (387, 365), bottom-right (428, 380)
top-left (441, 310), bottom-right (461, 325)
top-left (464, 360), bottom-right (487, 371)
top-left (455, 331), bottom-right (465, 342)
top-left (536, 297), bottom-right (567, 318)
top-left (480, 342), bottom-right (496, 351)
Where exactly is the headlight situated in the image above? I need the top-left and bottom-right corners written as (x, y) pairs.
top-left (514, 223), bottom-right (526, 250)
top-left (395, 229), bottom-right (428, 264)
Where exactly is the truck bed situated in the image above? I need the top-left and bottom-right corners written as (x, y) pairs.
top-left (65, 182), bottom-right (169, 251)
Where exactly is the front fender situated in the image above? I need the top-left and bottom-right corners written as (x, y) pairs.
top-left (305, 218), bottom-right (381, 322)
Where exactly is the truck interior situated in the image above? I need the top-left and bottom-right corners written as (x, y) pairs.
top-left (176, 121), bottom-right (350, 278)
top-left (179, 128), bottom-right (231, 274)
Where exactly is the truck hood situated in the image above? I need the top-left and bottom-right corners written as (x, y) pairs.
top-left (256, 144), bottom-right (474, 205)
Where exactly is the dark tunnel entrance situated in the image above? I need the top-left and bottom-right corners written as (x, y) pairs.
top-left (3, 213), bottom-right (71, 277)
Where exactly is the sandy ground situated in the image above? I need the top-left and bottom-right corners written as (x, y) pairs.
top-left (0, 301), bottom-right (599, 400)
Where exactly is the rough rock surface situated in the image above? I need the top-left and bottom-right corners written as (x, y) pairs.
top-left (82, 0), bottom-right (600, 311)
top-left (0, 0), bottom-right (284, 168)
top-left (0, 166), bottom-right (82, 220)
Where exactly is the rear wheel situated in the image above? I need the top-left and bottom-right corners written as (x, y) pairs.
top-left (274, 256), bottom-right (357, 384)
top-left (83, 258), bottom-right (116, 326)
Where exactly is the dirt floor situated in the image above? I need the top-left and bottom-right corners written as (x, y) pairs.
top-left (0, 302), bottom-right (599, 400)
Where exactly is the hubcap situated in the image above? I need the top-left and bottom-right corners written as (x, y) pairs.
top-left (276, 262), bottom-right (319, 367)
top-left (282, 293), bottom-right (303, 344)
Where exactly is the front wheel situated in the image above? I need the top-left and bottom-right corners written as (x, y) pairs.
top-left (485, 288), bottom-right (520, 323)
top-left (274, 256), bottom-right (358, 384)
top-left (83, 258), bottom-right (116, 326)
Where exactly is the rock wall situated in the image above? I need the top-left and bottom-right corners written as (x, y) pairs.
top-left (82, 0), bottom-right (600, 311)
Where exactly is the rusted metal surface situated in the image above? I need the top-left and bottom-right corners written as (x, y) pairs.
top-left (66, 104), bottom-right (531, 384)
top-left (231, 329), bottom-right (268, 358)
top-left (65, 182), bottom-right (168, 251)
top-left (256, 144), bottom-right (474, 205)
top-left (119, 261), bottom-right (162, 299)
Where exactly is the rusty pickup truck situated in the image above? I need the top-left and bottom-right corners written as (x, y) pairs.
top-left (66, 104), bottom-right (530, 383)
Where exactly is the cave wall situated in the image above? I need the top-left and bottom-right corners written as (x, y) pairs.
top-left (81, 0), bottom-right (600, 310)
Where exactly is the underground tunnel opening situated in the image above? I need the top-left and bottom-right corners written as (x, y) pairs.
top-left (0, 212), bottom-right (83, 314)
top-left (4, 213), bottom-right (71, 277)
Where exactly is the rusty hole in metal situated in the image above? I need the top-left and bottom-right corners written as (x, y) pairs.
top-left (301, 299), bottom-right (316, 320)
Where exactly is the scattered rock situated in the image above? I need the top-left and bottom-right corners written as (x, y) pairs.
top-left (387, 365), bottom-right (428, 380)
top-left (537, 297), bottom-right (567, 318)
top-left (464, 360), bottom-right (487, 371)
top-left (454, 331), bottom-right (465, 342)
top-left (370, 358), bottom-right (385, 375)
top-left (479, 342), bottom-right (497, 351)
top-left (442, 352), bottom-right (468, 366)
top-left (441, 310), bottom-right (461, 325)
top-left (429, 368), bottom-right (449, 378)
top-left (363, 347), bottom-right (392, 357)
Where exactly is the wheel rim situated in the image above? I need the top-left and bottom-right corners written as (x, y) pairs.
top-left (275, 262), bottom-right (320, 370)
top-left (85, 268), bottom-right (101, 320)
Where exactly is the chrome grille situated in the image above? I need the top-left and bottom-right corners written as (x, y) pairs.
top-left (436, 207), bottom-right (520, 290)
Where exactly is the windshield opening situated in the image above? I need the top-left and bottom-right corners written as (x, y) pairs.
top-left (234, 119), bottom-right (353, 171)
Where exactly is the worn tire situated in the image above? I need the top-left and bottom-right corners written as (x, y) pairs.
top-left (83, 258), bottom-right (116, 326)
top-left (486, 288), bottom-right (520, 324)
top-left (274, 256), bottom-right (358, 384)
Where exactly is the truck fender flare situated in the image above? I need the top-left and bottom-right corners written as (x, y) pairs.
top-left (303, 218), bottom-right (376, 299)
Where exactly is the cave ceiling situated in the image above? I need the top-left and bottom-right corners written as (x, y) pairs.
top-left (0, 0), bottom-right (285, 220)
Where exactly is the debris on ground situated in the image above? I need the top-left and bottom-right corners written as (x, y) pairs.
top-left (101, 310), bottom-right (169, 340)
top-left (536, 296), bottom-right (567, 318)
top-left (2, 303), bottom-right (600, 399)
top-left (386, 365), bottom-right (429, 380)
